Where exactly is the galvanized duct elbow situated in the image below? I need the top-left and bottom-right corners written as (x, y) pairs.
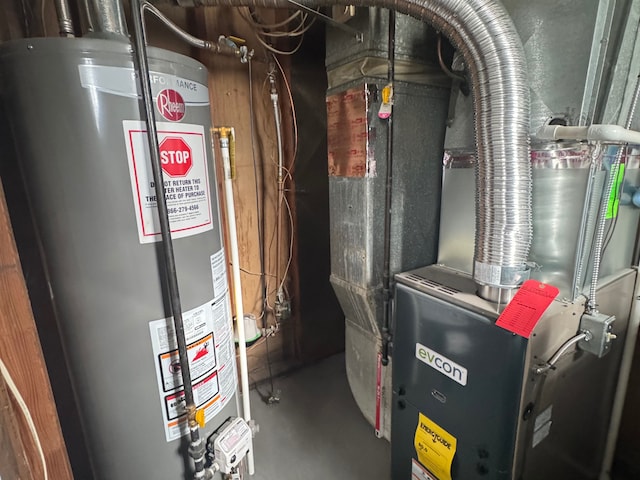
top-left (159, 0), bottom-right (533, 296)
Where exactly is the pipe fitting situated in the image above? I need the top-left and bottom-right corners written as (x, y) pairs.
top-left (189, 437), bottom-right (207, 461)
top-left (54, 0), bottom-right (75, 36)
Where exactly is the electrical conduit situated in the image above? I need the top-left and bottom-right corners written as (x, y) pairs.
top-left (589, 74), bottom-right (640, 312)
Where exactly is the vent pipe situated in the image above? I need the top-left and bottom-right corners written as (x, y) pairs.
top-left (155, 0), bottom-right (533, 299)
top-left (87, 0), bottom-right (129, 37)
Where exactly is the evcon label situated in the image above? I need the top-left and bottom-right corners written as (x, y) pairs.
top-left (415, 343), bottom-right (467, 386)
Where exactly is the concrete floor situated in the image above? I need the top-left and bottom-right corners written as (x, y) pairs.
top-left (247, 352), bottom-right (640, 480)
top-left (250, 354), bottom-right (391, 480)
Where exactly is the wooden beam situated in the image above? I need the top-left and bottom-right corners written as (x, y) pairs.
top-left (0, 181), bottom-right (73, 480)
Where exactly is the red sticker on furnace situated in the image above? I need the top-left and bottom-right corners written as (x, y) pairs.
top-left (156, 88), bottom-right (185, 122)
top-left (496, 280), bottom-right (559, 338)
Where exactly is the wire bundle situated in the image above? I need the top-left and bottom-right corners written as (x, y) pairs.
top-left (239, 7), bottom-right (315, 55)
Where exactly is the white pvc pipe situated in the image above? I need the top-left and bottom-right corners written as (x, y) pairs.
top-left (599, 268), bottom-right (640, 480)
top-left (537, 124), bottom-right (640, 144)
top-left (219, 132), bottom-right (255, 475)
top-left (536, 125), bottom-right (589, 141)
top-left (589, 125), bottom-right (640, 144)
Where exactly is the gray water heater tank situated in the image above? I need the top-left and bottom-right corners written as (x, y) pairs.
top-left (0, 37), bottom-right (237, 479)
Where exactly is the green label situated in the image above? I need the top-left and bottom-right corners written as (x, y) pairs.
top-left (606, 163), bottom-right (625, 219)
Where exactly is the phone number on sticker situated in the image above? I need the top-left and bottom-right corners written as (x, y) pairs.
top-left (168, 205), bottom-right (200, 214)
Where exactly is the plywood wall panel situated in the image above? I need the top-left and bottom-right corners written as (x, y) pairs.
top-left (194, 6), bottom-right (298, 383)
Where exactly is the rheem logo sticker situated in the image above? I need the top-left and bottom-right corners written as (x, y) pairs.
top-left (416, 343), bottom-right (468, 386)
top-left (157, 89), bottom-right (186, 122)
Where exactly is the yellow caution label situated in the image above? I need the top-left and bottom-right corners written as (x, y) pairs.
top-left (414, 413), bottom-right (457, 480)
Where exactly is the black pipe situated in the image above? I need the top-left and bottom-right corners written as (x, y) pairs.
top-left (131, 0), bottom-right (198, 436)
top-left (381, 9), bottom-right (395, 366)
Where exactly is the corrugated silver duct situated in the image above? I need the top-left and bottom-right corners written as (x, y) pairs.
top-left (156, 0), bottom-right (533, 294)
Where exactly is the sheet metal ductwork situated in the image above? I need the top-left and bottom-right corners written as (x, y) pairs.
top-left (159, 0), bottom-right (533, 295)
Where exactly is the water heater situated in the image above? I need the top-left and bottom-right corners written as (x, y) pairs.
top-left (0, 37), bottom-right (237, 479)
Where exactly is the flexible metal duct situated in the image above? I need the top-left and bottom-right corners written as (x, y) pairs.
top-left (155, 0), bottom-right (533, 294)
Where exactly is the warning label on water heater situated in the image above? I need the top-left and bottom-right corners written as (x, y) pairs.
top-left (123, 120), bottom-right (213, 244)
top-left (149, 270), bottom-right (237, 442)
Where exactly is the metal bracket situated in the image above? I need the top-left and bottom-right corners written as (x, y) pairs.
top-left (286, 0), bottom-right (363, 42)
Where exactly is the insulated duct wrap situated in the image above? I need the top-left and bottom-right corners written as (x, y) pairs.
top-left (163, 0), bottom-right (532, 289)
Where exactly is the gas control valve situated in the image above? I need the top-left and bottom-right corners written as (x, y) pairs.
top-left (207, 417), bottom-right (253, 474)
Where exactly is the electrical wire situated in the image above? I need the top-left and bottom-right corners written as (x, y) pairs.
top-left (257, 71), bottom-right (297, 180)
top-left (279, 194), bottom-right (295, 294)
top-left (588, 74), bottom-right (640, 310)
top-left (242, 8), bottom-right (301, 29)
top-left (0, 358), bottom-right (48, 480)
top-left (248, 58), bottom-right (277, 400)
top-left (602, 147), bottom-right (629, 257)
top-left (584, 146), bottom-right (628, 306)
top-left (248, 59), bottom-right (270, 324)
top-left (248, 10), bottom-right (307, 36)
top-left (255, 32), bottom-right (304, 56)
top-left (240, 267), bottom-right (276, 278)
top-left (262, 61), bottom-right (297, 308)
top-left (255, 71), bottom-right (295, 304)
top-left (601, 198), bottom-right (622, 256)
top-left (242, 24), bottom-right (301, 401)
top-left (257, 62), bottom-right (296, 304)
top-left (239, 6), bottom-right (315, 56)
top-left (258, 17), bottom-right (316, 37)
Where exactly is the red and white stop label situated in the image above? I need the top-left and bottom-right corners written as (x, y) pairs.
top-left (159, 137), bottom-right (192, 177)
